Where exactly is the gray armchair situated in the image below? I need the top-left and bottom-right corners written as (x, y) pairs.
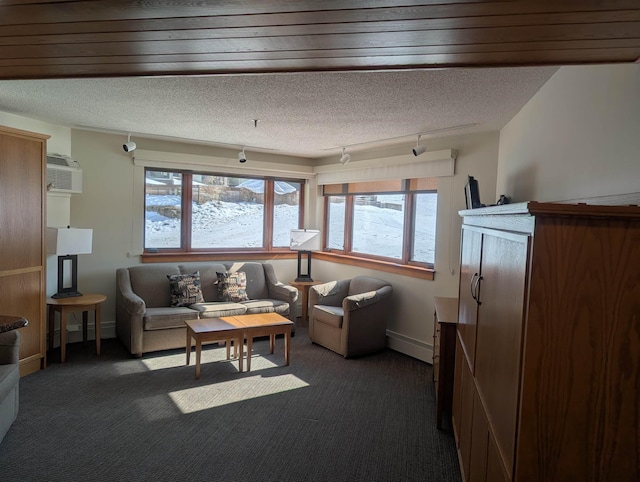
top-left (308, 276), bottom-right (393, 357)
top-left (0, 330), bottom-right (20, 443)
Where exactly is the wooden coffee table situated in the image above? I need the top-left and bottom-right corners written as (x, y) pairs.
top-left (221, 313), bottom-right (294, 372)
top-left (185, 318), bottom-right (244, 379)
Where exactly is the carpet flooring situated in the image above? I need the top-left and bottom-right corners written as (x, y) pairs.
top-left (0, 327), bottom-right (461, 482)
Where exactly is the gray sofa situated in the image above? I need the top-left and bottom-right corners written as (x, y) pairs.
top-left (0, 330), bottom-right (20, 444)
top-left (116, 261), bottom-right (298, 357)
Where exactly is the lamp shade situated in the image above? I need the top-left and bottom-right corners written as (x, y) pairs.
top-left (46, 227), bottom-right (93, 255)
top-left (290, 229), bottom-right (321, 251)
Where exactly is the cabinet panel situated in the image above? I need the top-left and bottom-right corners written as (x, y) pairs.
top-left (469, 390), bottom-right (489, 482)
top-left (456, 338), bottom-right (476, 482)
top-left (458, 227), bottom-right (482, 367)
top-left (474, 231), bottom-right (529, 476)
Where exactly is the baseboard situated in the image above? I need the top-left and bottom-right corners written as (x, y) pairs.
top-left (48, 320), bottom-right (117, 348)
top-left (386, 330), bottom-right (433, 363)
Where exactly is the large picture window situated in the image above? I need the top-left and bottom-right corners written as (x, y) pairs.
top-left (323, 179), bottom-right (437, 268)
top-left (145, 169), bottom-right (304, 252)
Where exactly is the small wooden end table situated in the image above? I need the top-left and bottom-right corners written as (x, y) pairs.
top-left (47, 293), bottom-right (107, 363)
top-left (290, 280), bottom-right (323, 324)
top-left (185, 318), bottom-right (244, 379)
top-left (222, 312), bottom-right (293, 372)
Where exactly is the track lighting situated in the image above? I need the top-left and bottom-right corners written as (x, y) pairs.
top-left (339, 147), bottom-right (351, 165)
top-left (412, 135), bottom-right (426, 157)
top-left (238, 148), bottom-right (247, 163)
top-left (123, 133), bottom-right (136, 153)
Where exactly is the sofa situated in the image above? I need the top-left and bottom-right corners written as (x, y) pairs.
top-left (309, 276), bottom-right (393, 358)
top-left (0, 330), bottom-right (20, 444)
top-left (116, 261), bottom-right (298, 357)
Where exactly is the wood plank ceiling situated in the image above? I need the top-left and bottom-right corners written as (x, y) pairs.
top-left (1, 0), bottom-right (639, 80)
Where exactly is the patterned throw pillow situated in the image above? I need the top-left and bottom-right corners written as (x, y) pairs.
top-left (216, 271), bottom-right (249, 302)
top-left (167, 272), bottom-right (205, 307)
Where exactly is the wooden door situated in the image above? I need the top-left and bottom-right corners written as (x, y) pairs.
top-left (474, 229), bottom-right (530, 478)
top-left (457, 226), bottom-right (482, 368)
top-left (0, 125), bottom-right (48, 375)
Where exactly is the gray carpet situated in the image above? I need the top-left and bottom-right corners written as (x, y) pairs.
top-left (0, 327), bottom-right (461, 482)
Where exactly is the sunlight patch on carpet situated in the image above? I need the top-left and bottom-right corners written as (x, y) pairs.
top-left (169, 374), bottom-right (309, 413)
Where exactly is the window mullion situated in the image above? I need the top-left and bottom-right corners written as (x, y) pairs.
top-left (403, 193), bottom-right (415, 264)
top-left (344, 195), bottom-right (354, 253)
top-left (264, 179), bottom-right (274, 250)
top-left (183, 172), bottom-right (193, 251)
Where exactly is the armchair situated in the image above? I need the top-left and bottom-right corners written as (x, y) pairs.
top-left (0, 330), bottom-right (21, 444)
top-left (308, 276), bottom-right (393, 357)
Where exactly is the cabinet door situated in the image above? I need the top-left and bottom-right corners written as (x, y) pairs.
top-left (458, 226), bottom-right (482, 367)
top-left (474, 230), bottom-right (530, 477)
top-left (0, 126), bottom-right (47, 374)
top-left (453, 334), bottom-right (476, 482)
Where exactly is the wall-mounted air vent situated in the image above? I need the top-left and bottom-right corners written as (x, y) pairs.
top-left (46, 154), bottom-right (82, 193)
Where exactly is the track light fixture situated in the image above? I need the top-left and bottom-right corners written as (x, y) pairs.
top-left (123, 133), bottom-right (136, 153)
top-left (339, 147), bottom-right (351, 165)
top-left (412, 135), bottom-right (426, 157)
top-left (238, 148), bottom-right (247, 163)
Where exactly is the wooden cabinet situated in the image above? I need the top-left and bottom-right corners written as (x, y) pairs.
top-left (452, 201), bottom-right (640, 482)
top-left (433, 296), bottom-right (457, 429)
top-left (0, 125), bottom-right (49, 375)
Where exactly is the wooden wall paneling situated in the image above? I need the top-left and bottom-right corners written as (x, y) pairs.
top-left (1, 1), bottom-right (640, 79)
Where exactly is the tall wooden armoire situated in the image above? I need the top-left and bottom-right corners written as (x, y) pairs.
top-left (452, 201), bottom-right (640, 482)
top-left (0, 125), bottom-right (49, 375)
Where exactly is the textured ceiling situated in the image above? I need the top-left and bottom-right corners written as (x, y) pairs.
top-left (0, 67), bottom-right (557, 158)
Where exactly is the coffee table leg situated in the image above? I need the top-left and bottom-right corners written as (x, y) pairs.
top-left (270, 334), bottom-right (275, 354)
top-left (285, 328), bottom-right (291, 366)
top-left (237, 336), bottom-right (243, 372)
top-left (195, 337), bottom-right (202, 379)
top-left (185, 328), bottom-right (191, 366)
top-left (246, 334), bottom-right (252, 372)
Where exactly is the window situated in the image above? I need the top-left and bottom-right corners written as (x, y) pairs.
top-left (144, 169), bottom-right (304, 252)
top-left (323, 178), bottom-right (437, 268)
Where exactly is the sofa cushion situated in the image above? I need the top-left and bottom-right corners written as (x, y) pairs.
top-left (178, 263), bottom-right (227, 302)
top-left (167, 272), bottom-right (204, 307)
top-left (216, 271), bottom-right (249, 302)
top-left (312, 305), bottom-right (344, 328)
top-left (143, 307), bottom-right (199, 330)
top-left (0, 364), bottom-right (19, 402)
top-left (225, 262), bottom-right (269, 300)
top-left (189, 302), bottom-right (247, 319)
top-left (129, 264), bottom-right (181, 308)
top-left (241, 299), bottom-right (290, 316)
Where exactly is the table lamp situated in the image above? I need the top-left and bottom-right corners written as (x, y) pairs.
top-left (46, 227), bottom-right (93, 298)
top-left (290, 229), bottom-right (321, 282)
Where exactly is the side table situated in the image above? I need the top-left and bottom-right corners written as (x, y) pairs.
top-left (47, 293), bottom-right (107, 363)
top-left (433, 296), bottom-right (458, 430)
top-left (289, 280), bottom-right (323, 325)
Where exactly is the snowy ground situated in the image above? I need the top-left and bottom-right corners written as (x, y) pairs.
top-left (145, 194), bottom-right (436, 263)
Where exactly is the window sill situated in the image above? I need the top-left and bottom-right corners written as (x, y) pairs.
top-left (140, 250), bottom-right (434, 280)
top-left (314, 252), bottom-right (435, 280)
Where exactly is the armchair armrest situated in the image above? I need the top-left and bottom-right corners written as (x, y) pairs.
top-left (0, 330), bottom-right (20, 365)
top-left (309, 279), bottom-right (351, 307)
top-left (116, 268), bottom-right (146, 315)
top-left (343, 285), bottom-right (393, 312)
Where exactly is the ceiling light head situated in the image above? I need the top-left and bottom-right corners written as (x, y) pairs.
top-left (339, 148), bottom-right (351, 165)
top-left (238, 148), bottom-right (247, 163)
top-left (412, 135), bottom-right (426, 157)
top-left (123, 133), bottom-right (136, 152)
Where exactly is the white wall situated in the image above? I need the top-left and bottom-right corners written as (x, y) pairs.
top-left (497, 64), bottom-right (640, 202)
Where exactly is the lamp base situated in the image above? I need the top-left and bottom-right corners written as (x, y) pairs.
top-left (295, 276), bottom-right (314, 282)
top-left (51, 290), bottom-right (83, 299)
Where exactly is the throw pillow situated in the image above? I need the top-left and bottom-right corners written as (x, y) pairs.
top-left (167, 272), bottom-right (205, 307)
top-left (216, 271), bottom-right (249, 302)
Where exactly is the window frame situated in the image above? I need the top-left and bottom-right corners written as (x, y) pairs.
top-left (143, 168), bottom-right (305, 255)
top-left (322, 179), bottom-right (437, 271)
